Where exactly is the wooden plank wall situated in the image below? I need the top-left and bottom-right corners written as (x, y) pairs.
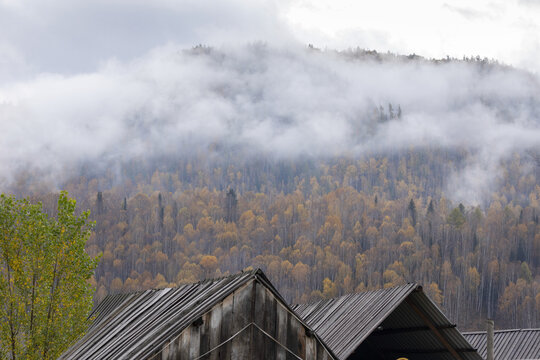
top-left (251, 281), bottom-right (332, 360)
top-left (157, 280), bottom-right (333, 360)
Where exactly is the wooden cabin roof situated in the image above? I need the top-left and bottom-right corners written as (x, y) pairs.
top-left (60, 269), bottom-right (335, 360)
top-left (463, 328), bottom-right (540, 359)
top-left (293, 284), bottom-right (482, 360)
top-left (60, 270), bottom-right (268, 359)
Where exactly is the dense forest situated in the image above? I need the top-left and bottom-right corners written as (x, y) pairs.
top-left (13, 145), bottom-right (539, 331)
top-left (3, 47), bottom-right (539, 331)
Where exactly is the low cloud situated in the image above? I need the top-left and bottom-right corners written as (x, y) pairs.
top-left (1, 45), bottom-right (539, 203)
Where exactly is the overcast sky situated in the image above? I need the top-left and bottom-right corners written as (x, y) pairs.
top-left (1, 0), bottom-right (539, 203)
top-left (2, 0), bottom-right (540, 82)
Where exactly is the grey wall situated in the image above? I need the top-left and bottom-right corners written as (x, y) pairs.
top-left (156, 279), bottom-right (333, 360)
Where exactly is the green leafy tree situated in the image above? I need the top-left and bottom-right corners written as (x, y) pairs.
top-left (0, 192), bottom-right (99, 360)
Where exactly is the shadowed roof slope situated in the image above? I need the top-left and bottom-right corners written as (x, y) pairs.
top-left (293, 283), bottom-right (482, 360)
top-left (59, 269), bottom-right (292, 360)
top-left (463, 328), bottom-right (540, 359)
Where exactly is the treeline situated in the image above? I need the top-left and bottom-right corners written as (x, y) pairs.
top-left (23, 148), bottom-right (540, 330)
top-left (310, 44), bottom-right (509, 68)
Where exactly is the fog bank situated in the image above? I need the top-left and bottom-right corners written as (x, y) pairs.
top-left (1, 45), bottom-right (539, 203)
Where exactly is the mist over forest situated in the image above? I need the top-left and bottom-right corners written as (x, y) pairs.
top-left (1, 45), bottom-right (539, 330)
top-left (1, 45), bottom-right (539, 204)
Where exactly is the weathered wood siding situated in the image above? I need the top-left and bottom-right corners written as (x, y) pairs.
top-left (156, 279), bottom-right (333, 360)
top-left (252, 281), bottom-right (331, 360)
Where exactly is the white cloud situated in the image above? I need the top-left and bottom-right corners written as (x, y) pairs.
top-left (3, 0), bottom-right (540, 76)
top-left (1, 45), bottom-right (539, 203)
top-left (2, 1), bottom-right (540, 202)
top-left (281, 0), bottom-right (540, 73)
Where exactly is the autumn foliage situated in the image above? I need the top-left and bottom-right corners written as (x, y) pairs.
top-left (0, 192), bottom-right (98, 360)
top-left (16, 149), bottom-right (540, 330)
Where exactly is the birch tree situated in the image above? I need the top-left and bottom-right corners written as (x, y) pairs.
top-left (0, 192), bottom-right (99, 360)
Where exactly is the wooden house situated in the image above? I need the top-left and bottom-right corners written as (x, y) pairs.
top-left (60, 270), bottom-right (484, 360)
top-left (60, 269), bottom-right (336, 360)
top-left (293, 283), bottom-right (482, 360)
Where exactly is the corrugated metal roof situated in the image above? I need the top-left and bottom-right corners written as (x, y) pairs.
top-left (59, 269), bottom-right (282, 359)
top-left (293, 283), bottom-right (482, 360)
top-left (463, 329), bottom-right (540, 359)
top-left (60, 269), bottom-right (337, 360)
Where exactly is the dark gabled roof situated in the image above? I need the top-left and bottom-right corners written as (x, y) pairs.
top-left (293, 283), bottom-right (418, 358)
top-left (463, 328), bottom-right (540, 360)
top-left (59, 269), bottom-right (288, 360)
top-left (292, 283), bottom-right (482, 360)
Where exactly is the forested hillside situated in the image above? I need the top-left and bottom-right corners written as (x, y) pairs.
top-left (3, 47), bottom-right (540, 331)
top-left (18, 146), bottom-right (539, 330)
